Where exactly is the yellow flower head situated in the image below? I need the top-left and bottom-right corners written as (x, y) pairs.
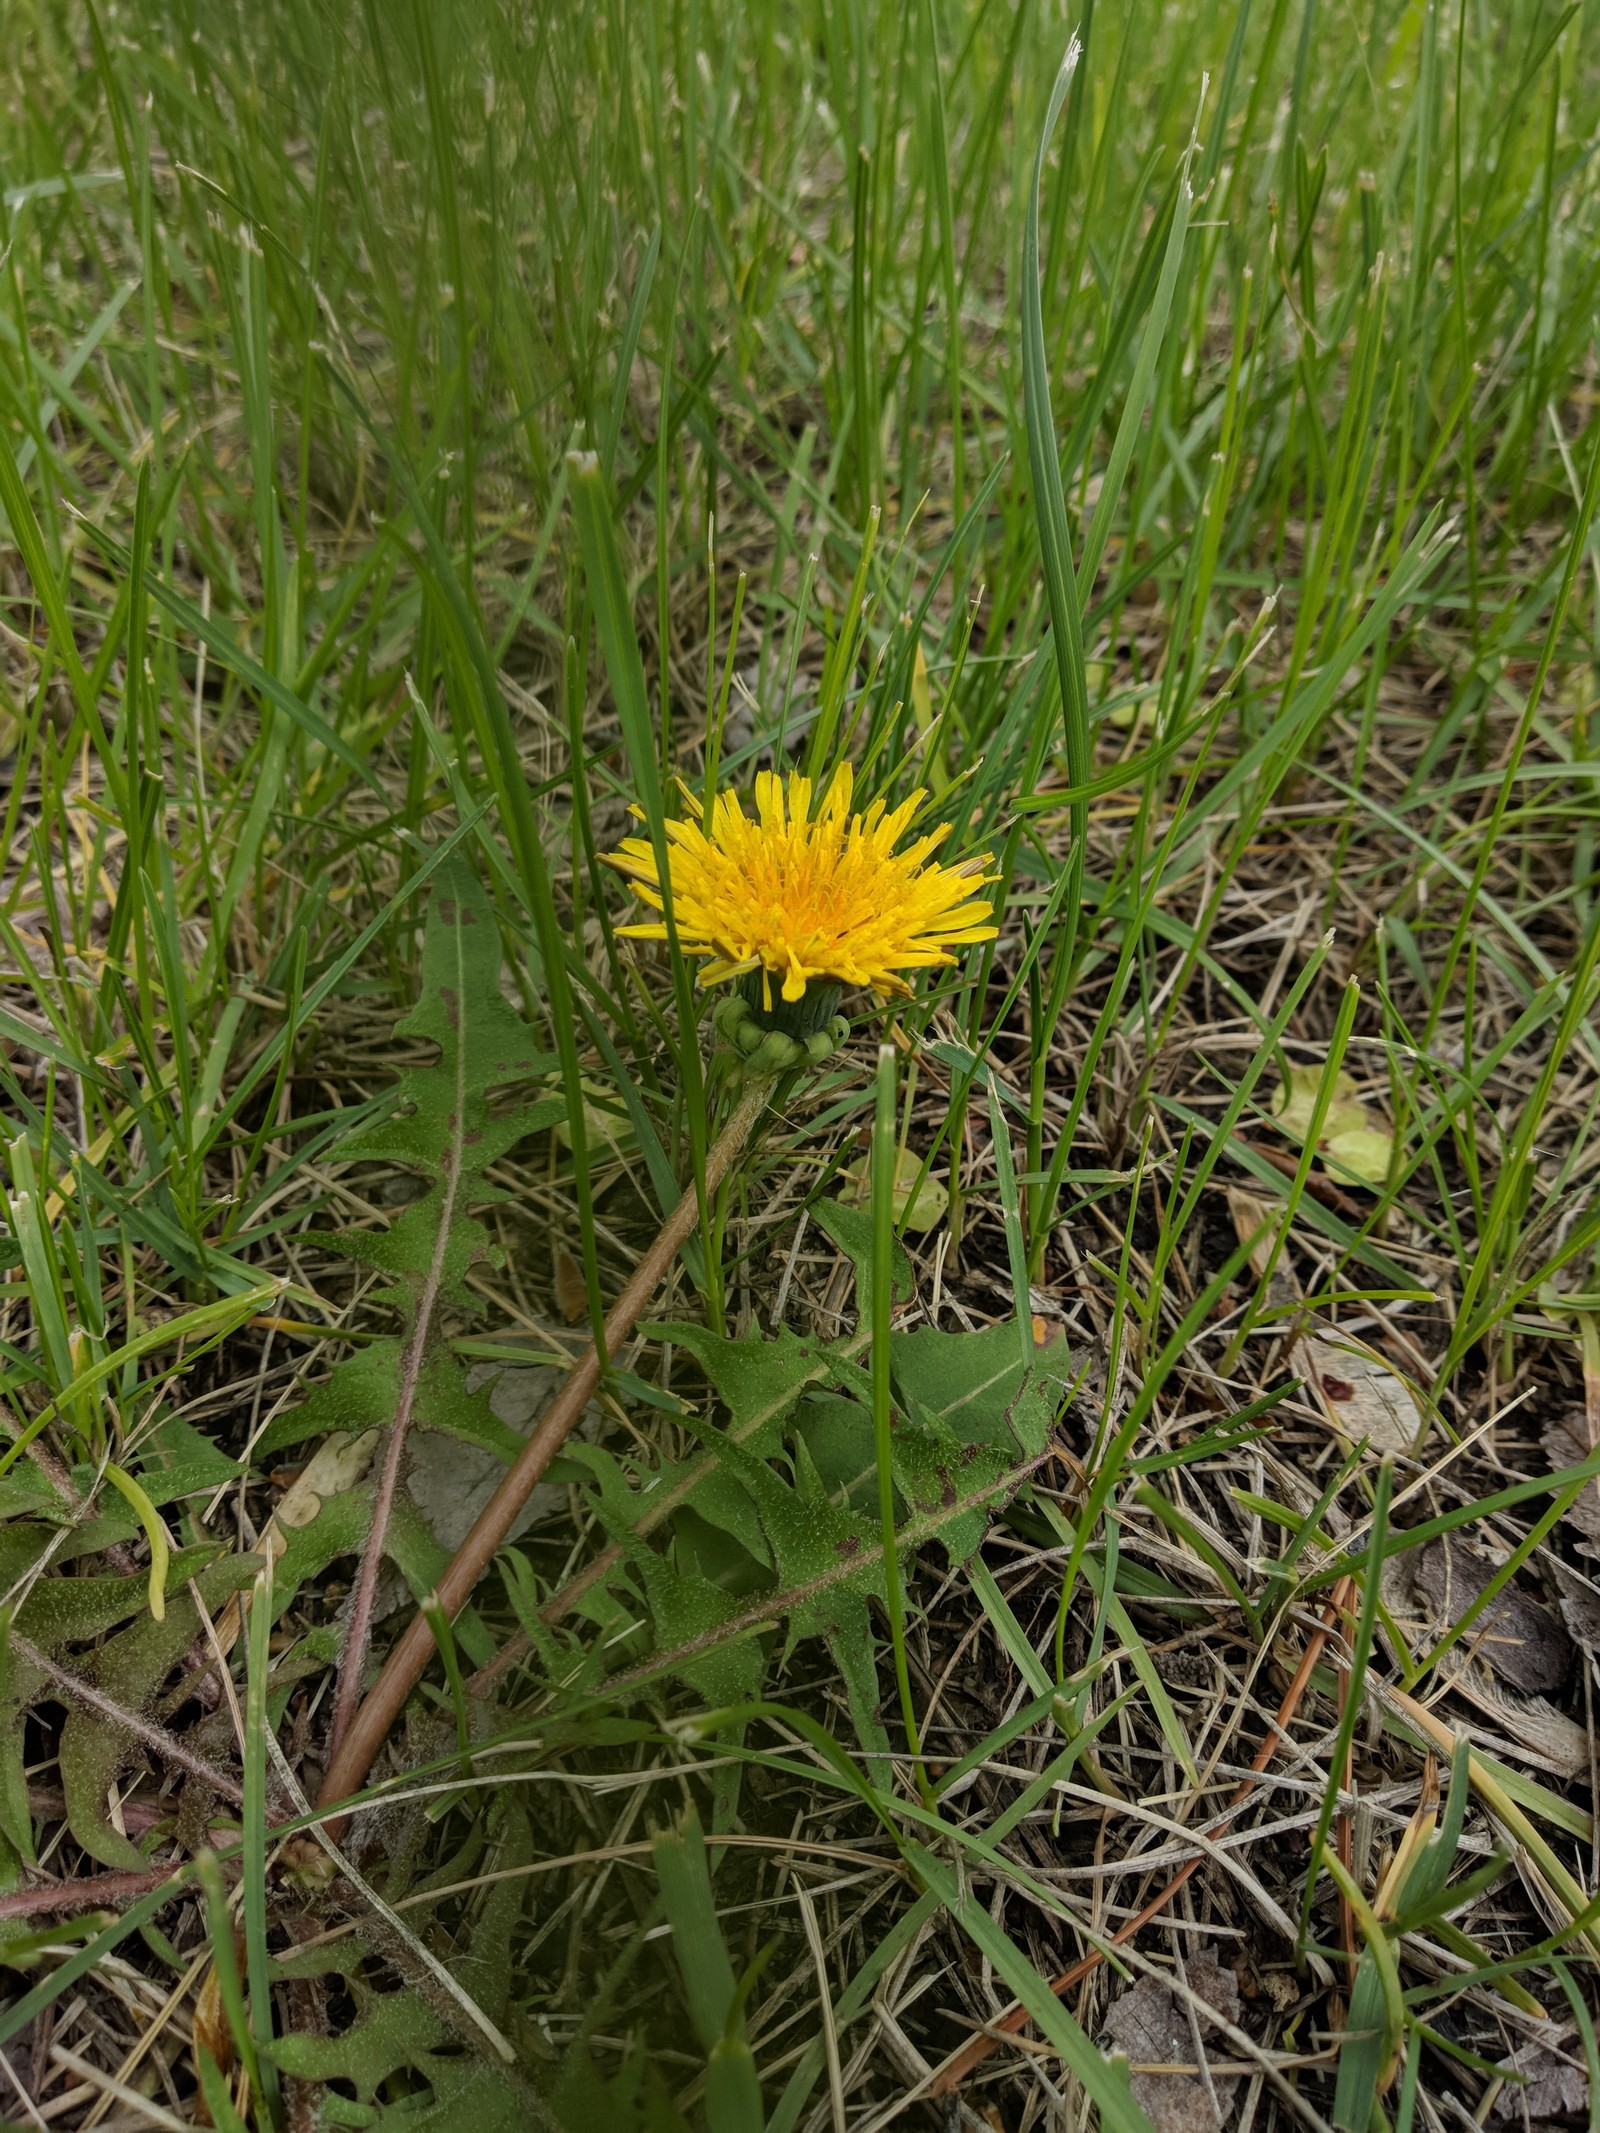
top-left (603, 763), bottom-right (998, 1008)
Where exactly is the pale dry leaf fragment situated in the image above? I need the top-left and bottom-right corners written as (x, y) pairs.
top-left (191, 1959), bottom-right (234, 2083)
top-left (1380, 1542), bottom-right (1432, 1652)
top-left (1184, 1954), bottom-right (1241, 2029)
top-left (1547, 1559), bottom-right (1600, 1664)
top-left (211, 1428), bottom-right (382, 1656)
top-left (1225, 1185), bottom-right (1297, 1311)
top-left (1413, 1539), bottom-right (1572, 1696)
top-left (273, 1427), bottom-right (383, 1535)
top-left (1543, 1412), bottom-right (1600, 1555)
top-left (553, 1243), bottom-right (587, 1323)
top-left (1516, 1843), bottom-right (1582, 1943)
top-left (1493, 1697), bottom-right (1589, 1781)
top-left (1100, 1963), bottom-right (1241, 2133)
top-left (1295, 1331), bottom-right (1424, 1457)
top-left (1438, 1675), bottom-right (1591, 1780)
top-left (1226, 1189), bottom-right (1425, 1457)
top-left (1490, 2036), bottom-right (1589, 2123)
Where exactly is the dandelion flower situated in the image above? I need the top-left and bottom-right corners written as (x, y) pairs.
top-left (604, 763), bottom-right (997, 1011)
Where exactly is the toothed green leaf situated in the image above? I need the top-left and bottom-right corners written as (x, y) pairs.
top-left (643, 1320), bottom-right (839, 1460)
top-left (56, 1551), bottom-right (259, 1869)
top-left (810, 1196), bottom-right (911, 1322)
top-left (329, 863), bottom-right (561, 1315)
top-left (550, 1208), bottom-right (1055, 1754)
top-left (891, 1317), bottom-right (1062, 1458)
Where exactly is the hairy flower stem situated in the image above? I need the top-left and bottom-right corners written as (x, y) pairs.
top-left (316, 1073), bottom-right (773, 1815)
top-left (0, 1866), bottom-right (184, 1921)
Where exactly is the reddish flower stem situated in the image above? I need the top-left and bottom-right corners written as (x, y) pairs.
top-left (316, 1075), bottom-right (771, 1817)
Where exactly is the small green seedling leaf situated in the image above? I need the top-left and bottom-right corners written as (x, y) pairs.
top-left (101, 1463), bottom-right (171, 1622)
top-left (554, 1075), bottom-right (636, 1156)
top-left (845, 1146), bottom-right (948, 1232)
top-left (1274, 1065), bottom-right (1394, 1187)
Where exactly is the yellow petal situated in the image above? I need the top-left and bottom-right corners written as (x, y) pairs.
top-left (604, 764), bottom-right (1000, 1005)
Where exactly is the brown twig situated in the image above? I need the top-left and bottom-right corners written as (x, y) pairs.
top-left (930, 1576), bottom-right (1356, 2097)
top-left (316, 1073), bottom-right (772, 1814)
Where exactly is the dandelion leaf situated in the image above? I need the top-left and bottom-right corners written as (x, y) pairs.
top-left (266, 1816), bottom-right (550, 2132)
top-left (888, 1402), bottom-right (1010, 1566)
top-left (792, 1392), bottom-right (878, 1509)
top-left (451, 1801), bottom-right (534, 2028)
top-left (256, 1340), bottom-right (401, 1460)
top-left (705, 1430), bottom-right (890, 1742)
top-left (560, 1442), bottom-right (764, 1704)
top-left (552, 1257), bottom-right (1059, 1750)
top-left (15, 1542), bottom-right (222, 1649)
top-left (706, 1428), bottom-right (883, 1658)
top-left (267, 1480), bottom-right (490, 1660)
top-left (628, 1541), bottom-right (765, 1709)
top-left (811, 1196), bottom-right (912, 1320)
top-left (330, 861), bottom-right (562, 1316)
top-left (137, 1413), bottom-right (242, 1495)
top-left (497, 1552), bottom-right (608, 1690)
top-left (791, 1391), bottom-right (1013, 1563)
top-left (559, 1442), bottom-right (658, 1540)
top-left (57, 1552), bottom-right (258, 1869)
top-left (645, 1319), bottom-right (837, 1459)
top-left (0, 1525), bottom-right (55, 1594)
top-left (0, 1465), bottom-right (68, 1524)
top-left (0, 1631), bottom-right (35, 1870)
top-left (270, 1986), bottom-right (450, 2093)
top-left (663, 1458), bottom-right (774, 1571)
top-left (410, 1358), bottom-right (536, 1463)
top-left (891, 1318), bottom-right (1060, 1457)
top-left (238, 863), bottom-right (565, 1709)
